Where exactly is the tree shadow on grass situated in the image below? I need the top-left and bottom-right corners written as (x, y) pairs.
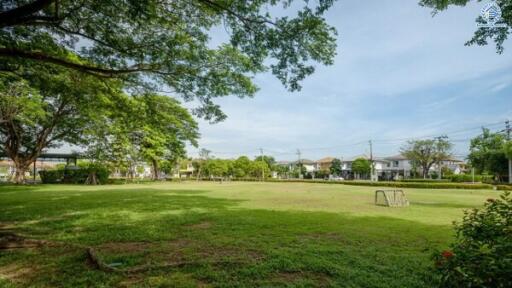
top-left (1, 208), bottom-right (449, 288)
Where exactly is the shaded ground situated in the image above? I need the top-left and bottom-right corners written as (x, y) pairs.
top-left (0, 182), bottom-right (498, 287)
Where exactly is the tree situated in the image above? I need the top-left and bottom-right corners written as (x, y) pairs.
top-left (420, 0), bottom-right (511, 53)
top-left (194, 148), bottom-right (211, 180)
top-left (204, 158), bottom-right (229, 177)
top-left (132, 94), bottom-right (199, 180)
top-left (468, 128), bottom-right (508, 181)
top-left (255, 155), bottom-right (275, 168)
top-left (0, 0), bottom-right (337, 121)
top-left (401, 137), bottom-right (453, 179)
top-left (330, 158), bottom-right (342, 176)
top-left (233, 156), bottom-right (251, 178)
top-left (0, 64), bottom-right (120, 183)
top-left (352, 158), bottom-right (371, 179)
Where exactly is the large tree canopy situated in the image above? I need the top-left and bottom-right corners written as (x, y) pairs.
top-left (420, 0), bottom-right (511, 53)
top-left (401, 137), bottom-right (453, 179)
top-left (0, 0), bottom-right (337, 121)
top-left (0, 62), bottom-right (122, 183)
top-left (468, 128), bottom-right (509, 180)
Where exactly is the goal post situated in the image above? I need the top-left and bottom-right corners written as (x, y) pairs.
top-left (375, 190), bottom-right (409, 207)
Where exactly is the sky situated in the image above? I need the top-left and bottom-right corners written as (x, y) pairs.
top-left (186, 0), bottom-right (512, 161)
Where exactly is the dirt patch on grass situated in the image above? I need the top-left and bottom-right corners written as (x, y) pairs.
top-left (185, 221), bottom-right (213, 229)
top-left (0, 263), bottom-right (36, 283)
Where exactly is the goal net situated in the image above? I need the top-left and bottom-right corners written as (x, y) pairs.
top-left (375, 190), bottom-right (409, 207)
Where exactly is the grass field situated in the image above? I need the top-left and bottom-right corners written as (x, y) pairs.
top-left (0, 182), bottom-right (499, 287)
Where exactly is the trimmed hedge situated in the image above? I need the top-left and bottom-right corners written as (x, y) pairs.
top-left (400, 179), bottom-right (451, 183)
top-left (39, 164), bottom-right (110, 184)
top-left (187, 178), bottom-right (494, 190)
top-left (39, 170), bottom-right (64, 184)
top-left (496, 185), bottom-right (512, 191)
top-left (448, 174), bottom-right (494, 183)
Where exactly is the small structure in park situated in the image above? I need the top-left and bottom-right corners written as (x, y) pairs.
top-left (375, 190), bottom-right (409, 207)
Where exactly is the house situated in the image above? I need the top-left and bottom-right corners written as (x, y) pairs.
top-left (316, 157), bottom-right (336, 171)
top-left (382, 154), bottom-right (413, 180)
top-left (340, 154), bottom-right (389, 180)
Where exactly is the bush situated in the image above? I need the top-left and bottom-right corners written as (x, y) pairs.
top-left (39, 163), bottom-right (110, 185)
top-left (432, 191), bottom-right (512, 287)
top-left (39, 170), bottom-right (64, 184)
top-left (400, 179), bottom-right (451, 183)
top-left (448, 174), bottom-right (494, 183)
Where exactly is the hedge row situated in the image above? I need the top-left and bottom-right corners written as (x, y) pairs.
top-left (447, 174), bottom-right (494, 183)
top-left (182, 177), bottom-right (495, 190)
top-left (496, 185), bottom-right (512, 191)
top-left (399, 179), bottom-right (451, 183)
top-left (39, 166), bottom-right (109, 184)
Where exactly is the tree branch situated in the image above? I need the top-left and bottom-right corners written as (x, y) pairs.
top-left (0, 0), bottom-right (56, 27)
top-left (0, 48), bottom-right (159, 77)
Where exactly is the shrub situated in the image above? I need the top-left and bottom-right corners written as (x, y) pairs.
top-left (432, 191), bottom-right (512, 287)
top-left (448, 174), bottom-right (494, 183)
top-left (400, 179), bottom-right (451, 183)
top-left (38, 163), bottom-right (110, 185)
top-left (39, 170), bottom-right (64, 184)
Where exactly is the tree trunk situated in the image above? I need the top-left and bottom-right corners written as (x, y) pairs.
top-left (422, 166), bottom-right (428, 179)
top-left (151, 159), bottom-right (159, 180)
top-left (13, 160), bottom-right (29, 184)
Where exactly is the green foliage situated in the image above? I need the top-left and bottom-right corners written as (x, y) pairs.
top-left (352, 158), bottom-right (371, 177)
top-left (38, 170), bottom-right (64, 184)
top-left (468, 128), bottom-right (508, 180)
top-left (330, 158), bottom-right (342, 176)
top-left (401, 137), bottom-right (453, 178)
top-left (1, 0), bottom-right (338, 121)
top-left (447, 174), bottom-right (494, 183)
top-left (268, 179), bottom-right (493, 189)
top-left (419, 0), bottom-right (511, 54)
top-left (254, 155), bottom-right (275, 168)
top-left (432, 192), bottom-right (512, 287)
top-left (39, 164), bottom-right (110, 184)
top-left (0, 67), bottom-right (121, 183)
top-left (400, 179), bottom-right (451, 183)
top-left (87, 93), bottom-right (199, 180)
top-left (0, 182), bottom-right (499, 286)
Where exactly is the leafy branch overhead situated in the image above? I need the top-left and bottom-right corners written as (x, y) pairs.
top-left (0, 0), bottom-right (338, 121)
top-left (420, 0), bottom-right (512, 53)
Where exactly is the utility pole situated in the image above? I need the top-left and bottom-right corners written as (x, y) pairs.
top-left (369, 140), bottom-right (375, 181)
top-left (435, 136), bottom-right (444, 180)
top-left (296, 149), bottom-right (302, 179)
top-left (260, 148), bottom-right (264, 181)
top-left (506, 120), bottom-right (511, 184)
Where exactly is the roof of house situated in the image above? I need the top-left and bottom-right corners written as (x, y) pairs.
top-left (316, 157), bottom-right (335, 163)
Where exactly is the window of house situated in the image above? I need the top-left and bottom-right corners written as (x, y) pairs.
top-left (393, 161), bottom-right (399, 167)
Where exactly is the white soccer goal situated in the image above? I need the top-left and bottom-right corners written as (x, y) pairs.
top-left (375, 190), bottom-right (409, 207)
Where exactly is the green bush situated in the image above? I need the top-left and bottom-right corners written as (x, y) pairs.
top-left (400, 179), bottom-right (451, 183)
top-left (496, 184), bottom-right (512, 191)
top-left (39, 164), bottom-right (110, 185)
top-left (39, 170), bottom-right (64, 184)
top-left (448, 174), bottom-right (494, 183)
top-left (263, 179), bottom-right (493, 189)
top-left (432, 191), bottom-right (512, 287)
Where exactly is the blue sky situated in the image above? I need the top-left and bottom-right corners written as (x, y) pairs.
top-left (193, 0), bottom-right (512, 161)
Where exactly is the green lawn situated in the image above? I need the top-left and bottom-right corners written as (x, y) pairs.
top-left (0, 182), bottom-right (499, 287)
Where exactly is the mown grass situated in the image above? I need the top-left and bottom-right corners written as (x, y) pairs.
top-left (0, 182), bottom-right (500, 287)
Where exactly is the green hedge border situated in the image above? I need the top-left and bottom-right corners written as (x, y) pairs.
top-left (177, 178), bottom-right (497, 190)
